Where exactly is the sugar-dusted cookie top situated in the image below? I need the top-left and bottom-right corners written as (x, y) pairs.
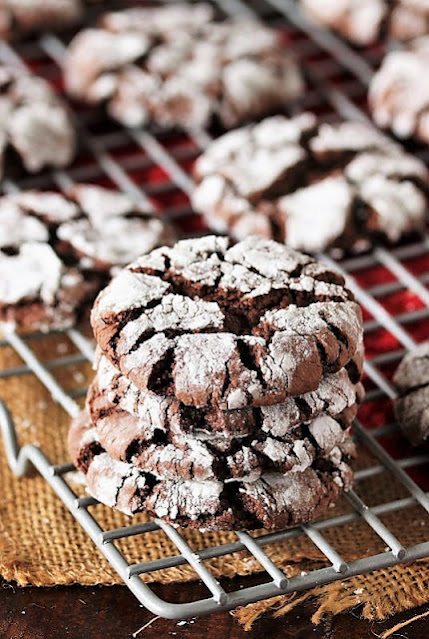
top-left (0, 0), bottom-right (83, 40)
top-left (369, 36), bottom-right (429, 144)
top-left (192, 114), bottom-right (428, 254)
top-left (1, 184), bottom-right (175, 273)
top-left (300, 0), bottom-right (429, 46)
top-left (56, 184), bottom-right (176, 275)
top-left (0, 185), bottom-right (175, 331)
top-left (0, 64), bottom-right (76, 177)
top-left (64, 4), bottom-right (303, 130)
top-left (91, 235), bottom-right (363, 409)
top-left (0, 242), bottom-right (94, 332)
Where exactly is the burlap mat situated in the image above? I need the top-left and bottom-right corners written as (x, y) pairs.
top-left (1, 330), bottom-right (429, 628)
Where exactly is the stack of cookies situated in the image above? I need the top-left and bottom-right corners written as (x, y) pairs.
top-left (69, 236), bottom-right (364, 531)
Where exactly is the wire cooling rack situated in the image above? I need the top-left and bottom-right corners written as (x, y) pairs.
top-left (1, 0), bottom-right (429, 620)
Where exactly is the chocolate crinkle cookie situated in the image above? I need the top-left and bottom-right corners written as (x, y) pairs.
top-left (0, 65), bottom-right (76, 177)
top-left (72, 235), bottom-right (363, 530)
top-left (369, 36), bottom-right (429, 145)
top-left (0, 0), bottom-right (106, 40)
top-left (0, 242), bottom-right (94, 333)
top-left (63, 3), bottom-right (304, 130)
top-left (91, 235), bottom-right (363, 409)
top-left (69, 406), bottom-right (356, 530)
top-left (192, 113), bottom-right (428, 255)
top-left (55, 184), bottom-right (176, 276)
top-left (300, 0), bottom-right (429, 46)
top-left (394, 342), bottom-right (429, 445)
top-left (0, 185), bottom-right (175, 332)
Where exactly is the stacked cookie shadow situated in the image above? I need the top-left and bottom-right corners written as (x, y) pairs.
top-left (69, 236), bottom-right (364, 531)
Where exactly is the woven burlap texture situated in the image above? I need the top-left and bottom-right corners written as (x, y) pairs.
top-left (1, 331), bottom-right (428, 628)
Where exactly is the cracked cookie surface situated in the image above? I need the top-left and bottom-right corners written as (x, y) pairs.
top-left (64, 4), bottom-right (303, 130)
top-left (90, 350), bottom-right (363, 448)
top-left (0, 242), bottom-right (95, 332)
top-left (300, 0), bottom-right (429, 46)
top-left (369, 36), bottom-right (429, 145)
top-left (87, 373), bottom-right (358, 482)
top-left (192, 114), bottom-right (428, 255)
top-left (394, 341), bottom-right (429, 445)
top-left (69, 407), bottom-right (355, 530)
top-left (0, 185), bottom-right (174, 331)
top-left (0, 64), bottom-right (76, 177)
top-left (91, 236), bottom-right (363, 408)
top-left (55, 184), bottom-right (176, 276)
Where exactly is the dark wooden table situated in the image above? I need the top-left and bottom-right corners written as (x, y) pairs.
top-left (1, 580), bottom-right (428, 639)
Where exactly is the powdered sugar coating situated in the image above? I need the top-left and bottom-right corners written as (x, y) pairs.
top-left (277, 175), bottom-right (353, 253)
top-left (0, 243), bottom-right (63, 305)
top-left (58, 216), bottom-right (175, 274)
top-left (394, 341), bottom-right (429, 445)
top-left (86, 453), bottom-right (149, 516)
top-left (70, 408), bottom-right (355, 530)
top-left (0, 0), bottom-right (87, 39)
top-left (192, 114), bottom-right (428, 254)
top-left (93, 350), bottom-right (362, 449)
top-left (369, 36), bottom-right (429, 144)
top-left (57, 184), bottom-right (176, 274)
top-left (0, 201), bottom-right (48, 248)
top-left (88, 373), bottom-right (357, 481)
top-left (0, 184), bottom-right (175, 277)
top-left (239, 462), bottom-right (352, 530)
top-left (64, 4), bottom-right (304, 130)
top-left (300, 0), bottom-right (429, 45)
top-left (0, 184), bottom-right (173, 331)
top-left (301, 0), bottom-right (386, 46)
top-left (0, 242), bottom-right (92, 332)
top-left (0, 65), bottom-right (75, 176)
top-left (92, 235), bottom-right (363, 408)
top-left (96, 271), bottom-right (170, 316)
top-left (9, 191), bottom-right (80, 224)
top-left (390, 0), bottom-right (429, 41)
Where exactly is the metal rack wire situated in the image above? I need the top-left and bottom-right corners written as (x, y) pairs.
top-left (1, 0), bottom-right (429, 620)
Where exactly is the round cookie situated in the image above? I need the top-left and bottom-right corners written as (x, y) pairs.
top-left (393, 341), bottom-right (429, 445)
top-left (300, 0), bottom-right (429, 46)
top-left (3, 185), bottom-right (175, 276)
top-left (0, 64), bottom-right (76, 177)
top-left (91, 235), bottom-right (363, 409)
top-left (1, 191), bottom-right (80, 232)
top-left (0, 0), bottom-right (83, 39)
top-left (0, 242), bottom-right (95, 332)
top-left (192, 114), bottom-right (428, 254)
top-left (300, 0), bottom-right (387, 46)
top-left (91, 351), bottom-right (363, 448)
top-left (69, 408), bottom-right (355, 530)
top-left (369, 36), bottom-right (429, 145)
top-left (389, 1), bottom-right (429, 42)
top-left (0, 185), bottom-right (175, 331)
top-left (56, 184), bottom-right (176, 276)
top-left (63, 4), bottom-right (304, 130)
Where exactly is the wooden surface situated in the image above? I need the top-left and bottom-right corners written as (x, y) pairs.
top-left (1, 580), bottom-right (428, 639)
